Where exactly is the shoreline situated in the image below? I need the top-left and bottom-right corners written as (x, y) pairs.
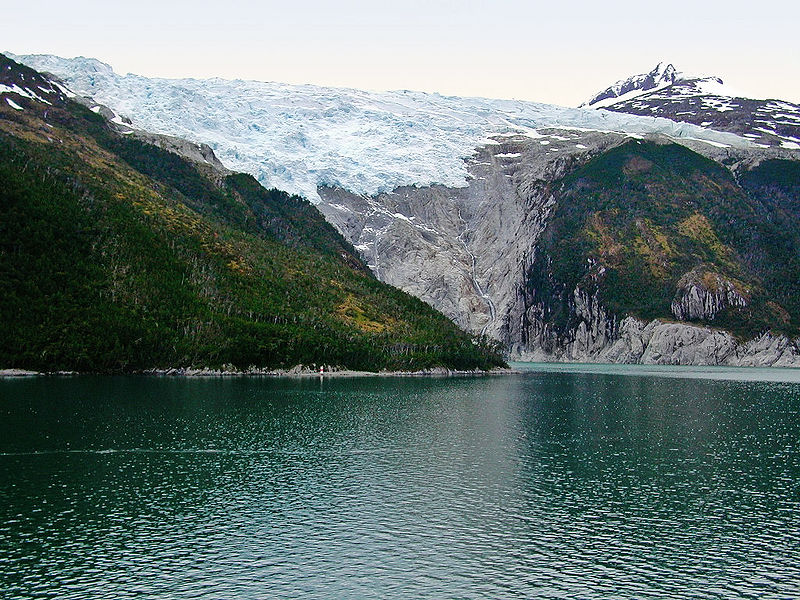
top-left (0, 366), bottom-right (518, 379)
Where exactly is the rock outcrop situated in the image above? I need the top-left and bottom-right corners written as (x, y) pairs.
top-left (670, 267), bottom-right (749, 321)
top-left (515, 293), bottom-right (800, 367)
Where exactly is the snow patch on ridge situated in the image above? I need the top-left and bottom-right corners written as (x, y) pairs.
top-left (13, 54), bottom-right (755, 203)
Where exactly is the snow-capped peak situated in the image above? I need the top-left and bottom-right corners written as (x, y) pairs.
top-left (580, 62), bottom-right (679, 108)
top-left (582, 63), bottom-right (759, 110)
top-left (578, 61), bottom-right (800, 150)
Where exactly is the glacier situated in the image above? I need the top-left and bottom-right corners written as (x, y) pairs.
top-left (12, 53), bottom-right (754, 203)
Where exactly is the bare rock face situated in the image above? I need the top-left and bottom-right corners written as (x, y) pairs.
top-left (514, 296), bottom-right (800, 367)
top-left (318, 129), bottom-right (620, 338)
top-left (132, 131), bottom-right (232, 175)
top-left (638, 322), bottom-right (738, 365)
top-left (313, 130), bottom-right (800, 367)
top-left (670, 267), bottom-right (749, 321)
top-left (736, 333), bottom-right (800, 367)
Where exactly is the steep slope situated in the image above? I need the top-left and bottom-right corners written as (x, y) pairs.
top-left (0, 54), bottom-right (504, 373)
top-left (516, 140), bottom-right (800, 359)
top-left (582, 63), bottom-right (800, 150)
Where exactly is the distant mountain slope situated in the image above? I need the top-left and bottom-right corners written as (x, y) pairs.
top-left (0, 54), bottom-right (504, 372)
top-left (582, 63), bottom-right (800, 150)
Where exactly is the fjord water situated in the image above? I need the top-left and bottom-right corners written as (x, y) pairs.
top-left (1, 366), bottom-right (799, 599)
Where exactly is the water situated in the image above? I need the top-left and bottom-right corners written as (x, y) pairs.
top-left (1, 365), bottom-right (799, 599)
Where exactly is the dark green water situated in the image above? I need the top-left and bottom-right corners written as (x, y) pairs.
top-left (1, 365), bottom-right (799, 599)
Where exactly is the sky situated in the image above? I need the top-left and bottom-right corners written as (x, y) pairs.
top-left (4, 0), bottom-right (799, 106)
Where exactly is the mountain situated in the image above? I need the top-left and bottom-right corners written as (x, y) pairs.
top-left (580, 62), bottom-right (680, 108)
top-left (0, 54), bottom-right (505, 373)
top-left (582, 63), bottom-right (800, 150)
top-left (8, 53), bottom-right (800, 366)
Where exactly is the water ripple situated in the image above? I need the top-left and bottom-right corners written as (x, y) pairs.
top-left (1, 372), bottom-right (799, 598)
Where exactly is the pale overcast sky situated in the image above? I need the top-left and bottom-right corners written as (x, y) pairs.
top-left (4, 0), bottom-right (799, 105)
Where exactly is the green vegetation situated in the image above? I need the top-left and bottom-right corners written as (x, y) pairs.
top-left (0, 55), bottom-right (505, 373)
top-left (528, 140), bottom-right (800, 339)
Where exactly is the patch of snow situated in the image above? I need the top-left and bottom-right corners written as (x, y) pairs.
top-left (0, 83), bottom-right (32, 97)
top-left (781, 141), bottom-right (800, 150)
top-left (575, 144), bottom-right (588, 149)
top-left (6, 97), bottom-right (23, 110)
top-left (490, 131), bottom-right (525, 138)
top-left (0, 82), bottom-right (51, 104)
top-left (523, 129), bottom-right (546, 139)
top-left (694, 78), bottom-right (746, 98)
top-left (51, 81), bottom-right (76, 98)
top-left (701, 98), bottom-right (737, 112)
top-left (766, 101), bottom-right (798, 112)
top-left (685, 137), bottom-right (730, 149)
top-left (494, 152), bottom-right (521, 158)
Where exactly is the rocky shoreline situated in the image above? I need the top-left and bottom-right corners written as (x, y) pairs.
top-left (513, 318), bottom-right (800, 368)
top-left (0, 366), bottom-right (517, 378)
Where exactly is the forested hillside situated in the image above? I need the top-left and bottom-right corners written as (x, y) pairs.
top-left (525, 139), bottom-right (800, 344)
top-left (0, 54), bottom-right (505, 373)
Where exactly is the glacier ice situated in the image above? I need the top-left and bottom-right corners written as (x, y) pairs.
top-left (14, 53), bottom-right (754, 203)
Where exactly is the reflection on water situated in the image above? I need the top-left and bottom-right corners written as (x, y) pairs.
top-left (1, 369), bottom-right (799, 599)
